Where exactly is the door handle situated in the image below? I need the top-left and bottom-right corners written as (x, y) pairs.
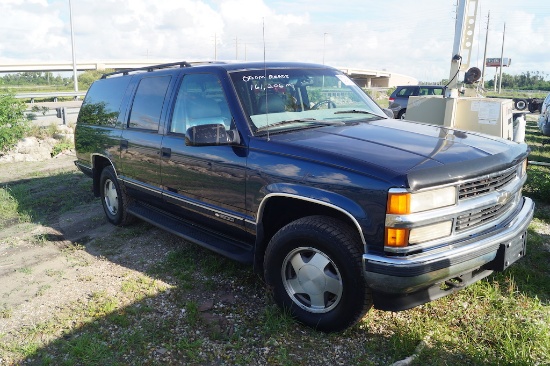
top-left (161, 147), bottom-right (171, 158)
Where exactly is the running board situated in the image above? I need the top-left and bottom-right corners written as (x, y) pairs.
top-left (127, 202), bottom-right (254, 263)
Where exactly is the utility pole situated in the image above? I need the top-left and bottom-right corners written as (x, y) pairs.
top-left (322, 32), bottom-right (328, 65)
top-left (69, 0), bottom-right (78, 93)
top-left (498, 23), bottom-right (506, 94)
top-left (480, 11), bottom-right (489, 88)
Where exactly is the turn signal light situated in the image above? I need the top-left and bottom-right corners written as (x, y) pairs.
top-left (385, 227), bottom-right (409, 247)
top-left (387, 193), bottom-right (410, 215)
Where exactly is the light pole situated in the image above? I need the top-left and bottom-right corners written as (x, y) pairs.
top-left (69, 0), bottom-right (78, 93)
top-left (322, 32), bottom-right (328, 65)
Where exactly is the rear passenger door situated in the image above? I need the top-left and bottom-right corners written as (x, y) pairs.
top-left (119, 75), bottom-right (173, 203)
top-left (160, 73), bottom-right (249, 238)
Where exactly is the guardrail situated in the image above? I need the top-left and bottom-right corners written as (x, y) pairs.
top-left (15, 91), bottom-right (87, 102)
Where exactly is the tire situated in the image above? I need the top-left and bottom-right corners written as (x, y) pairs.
top-left (99, 166), bottom-right (134, 226)
top-left (515, 99), bottom-right (527, 111)
top-left (528, 102), bottom-right (538, 113)
top-left (397, 109), bottom-right (406, 119)
top-left (264, 215), bottom-right (372, 332)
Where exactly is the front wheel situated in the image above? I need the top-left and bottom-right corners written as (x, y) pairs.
top-left (99, 166), bottom-right (134, 226)
top-left (264, 216), bottom-right (372, 332)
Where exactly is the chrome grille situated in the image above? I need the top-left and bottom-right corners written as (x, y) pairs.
top-left (458, 167), bottom-right (517, 200)
top-left (455, 194), bottom-right (517, 232)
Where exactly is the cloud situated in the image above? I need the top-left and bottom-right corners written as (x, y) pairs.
top-left (1, 0), bottom-right (549, 81)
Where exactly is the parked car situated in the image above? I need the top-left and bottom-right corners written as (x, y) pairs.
top-left (74, 61), bottom-right (533, 332)
top-left (388, 85), bottom-right (445, 119)
top-left (537, 92), bottom-right (550, 135)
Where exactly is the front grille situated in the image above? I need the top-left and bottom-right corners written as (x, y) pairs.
top-left (458, 167), bottom-right (517, 200)
top-left (455, 194), bottom-right (517, 232)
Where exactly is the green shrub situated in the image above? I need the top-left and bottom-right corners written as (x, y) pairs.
top-left (0, 93), bottom-right (28, 152)
top-left (51, 139), bottom-right (74, 157)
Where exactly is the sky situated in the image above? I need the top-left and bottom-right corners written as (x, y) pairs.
top-left (1, 0), bottom-right (550, 82)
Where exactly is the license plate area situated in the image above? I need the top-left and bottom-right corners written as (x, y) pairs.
top-left (486, 230), bottom-right (527, 272)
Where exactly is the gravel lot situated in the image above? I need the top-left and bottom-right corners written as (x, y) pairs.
top-left (0, 154), bottom-right (411, 365)
top-left (1, 144), bottom-right (548, 365)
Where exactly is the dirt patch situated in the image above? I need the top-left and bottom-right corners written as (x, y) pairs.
top-left (0, 156), bottom-right (152, 337)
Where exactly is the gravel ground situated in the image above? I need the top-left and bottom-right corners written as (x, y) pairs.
top-left (0, 154), bottom-right (408, 365)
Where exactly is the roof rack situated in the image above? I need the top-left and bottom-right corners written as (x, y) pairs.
top-left (101, 61), bottom-right (193, 79)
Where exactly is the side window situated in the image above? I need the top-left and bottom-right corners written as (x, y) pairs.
top-left (430, 88), bottom-right (443, 96)
top-left (419, 88), bottom-right (429, 96)
top-left (128, 76), bottom-right (171, 130)
top-left (397, 87), bottom-right (415, 97)
top-left (170, 74), bottom-right (232, 134)
top-left (78, 76), bottom-right (132, 126)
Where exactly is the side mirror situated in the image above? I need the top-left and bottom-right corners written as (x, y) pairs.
top-left (382, 108), bottom-right (394, 118)
top-left (185, 124), bottom-right (240, 146)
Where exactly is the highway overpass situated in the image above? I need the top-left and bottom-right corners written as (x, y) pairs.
top-left (1, 60), bottom-right (417, 88)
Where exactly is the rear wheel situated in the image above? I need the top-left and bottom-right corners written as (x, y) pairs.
top-left (397, 109), bottom-right (406, 119)
top-left (515, 99), bottom-right (527, 110)
top-left (264, 216), bottom-right (372, 332)
top-left (99, 166), bottom-right (134, 226)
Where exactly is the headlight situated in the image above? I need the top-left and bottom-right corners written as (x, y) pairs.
top-left (409, 221), bottom-right (453, 244)
top-left (387, 186), bottom-right (457, 215)
top-left (385, 186), bottom-right (457, 248)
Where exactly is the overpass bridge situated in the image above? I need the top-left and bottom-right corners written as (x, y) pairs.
top-left (0, 60), bottom-right (180, 73)
top-left (1, 60), bottom-right (416, 88)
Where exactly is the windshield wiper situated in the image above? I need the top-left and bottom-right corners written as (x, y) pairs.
top-left (256, 118), bottom-right (342, 132)
top-left (333, 109), bottom-right (382, 117)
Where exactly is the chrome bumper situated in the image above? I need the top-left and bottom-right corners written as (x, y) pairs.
top-left (363, 197), bottom-right (534, 297)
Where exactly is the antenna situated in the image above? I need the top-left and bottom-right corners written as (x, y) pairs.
top-left (263, 18), bottom-right (270, 141)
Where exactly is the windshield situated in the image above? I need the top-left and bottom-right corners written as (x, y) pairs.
top-left (229, 67), bottom-right (387, 134)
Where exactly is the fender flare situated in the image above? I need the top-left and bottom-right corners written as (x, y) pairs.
top-left (257, 183), bottom-right (371, 246)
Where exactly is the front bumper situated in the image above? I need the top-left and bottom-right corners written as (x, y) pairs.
top-left (363, 196), bottom-right (534, 311)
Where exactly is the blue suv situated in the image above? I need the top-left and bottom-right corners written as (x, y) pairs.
top-left (74, 61), bottom-right (533, 332)
top-left (388, 85), bottom-right (445, 119)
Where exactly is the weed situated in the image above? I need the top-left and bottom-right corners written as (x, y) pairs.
top-left (51, 139), bottom-right (73, 157)
top-left (176, 338), bottom-right (203, 361)
top-left (35, 285), bottom-right (51, 297)
top-left (17, 267), bottom-right (32, 275)
top-left (185, 301), bottom-right (200, 326)
top-left (45, 269), bottom-right (64, 278)
top-left (0, 303), bottom-right (13, 318)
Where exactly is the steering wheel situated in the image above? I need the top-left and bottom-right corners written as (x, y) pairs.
top-left (311, 100), bottom-right (337, 110)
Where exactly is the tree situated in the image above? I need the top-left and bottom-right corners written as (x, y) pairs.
top-left (484, 71), bottom-right (550, 91)
top-left (77, 69), bottom-right (113, 90)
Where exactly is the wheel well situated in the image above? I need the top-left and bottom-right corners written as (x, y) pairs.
top-left (254, 196), bottom-right (360, 273)
top-left (91, 155), bottom-right (113, 196)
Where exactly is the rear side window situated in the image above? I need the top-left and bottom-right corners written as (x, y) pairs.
top-left (424, 87), bottom-right (443, 96)
top-left (397, 87), bottom-right (415, 97)
top-left (128, 76), bottom-right (171, 130)
top-left (78, 76), bottom-right (131, 126)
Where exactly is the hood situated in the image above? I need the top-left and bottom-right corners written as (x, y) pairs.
top-left (265, 119), bottom-right (529, 190)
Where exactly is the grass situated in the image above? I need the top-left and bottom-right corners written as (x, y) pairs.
top-left (0, 121), bottom-right (548, 365)
top-left (0, 170), bottom-right (95, 225)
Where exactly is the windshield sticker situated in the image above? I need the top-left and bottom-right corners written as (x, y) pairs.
top-left (250, 83), bottom-right (293, 91)
top-left (336, 74), bottom-right (355, 86)
top-left (242, 74), bottom-right (289, 82)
